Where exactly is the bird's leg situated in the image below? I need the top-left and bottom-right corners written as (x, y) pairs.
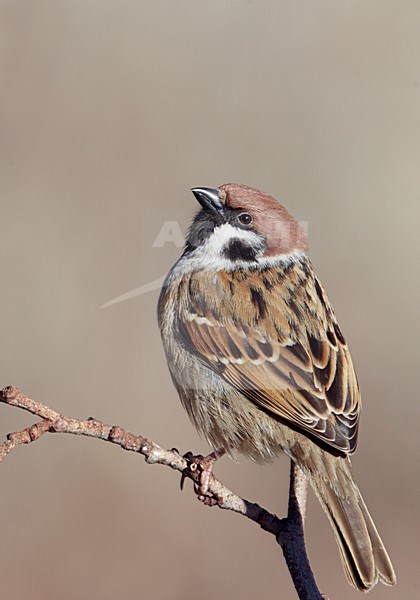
top-left (181, 448), bottom-right (226, 498)
top-left (195, 448), bottom-right (226, 496)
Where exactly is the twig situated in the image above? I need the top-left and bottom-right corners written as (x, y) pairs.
top-left (0, 385), bottom-right (326, 600)
top-left (278, 462), bottom-right (326, 600)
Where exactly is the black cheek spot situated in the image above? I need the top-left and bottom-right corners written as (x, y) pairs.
top-left (222, 238), bottom-right (258, 262)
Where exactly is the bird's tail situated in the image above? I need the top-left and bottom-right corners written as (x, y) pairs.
top-left (306, 456), bottom-right (396, 591)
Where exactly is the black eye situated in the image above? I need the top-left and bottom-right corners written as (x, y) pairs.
top-left (237, 212), bottom-right (253, 226)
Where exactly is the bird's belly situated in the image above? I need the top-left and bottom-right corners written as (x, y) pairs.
top-left (168, 349), bottom-right (294, 463)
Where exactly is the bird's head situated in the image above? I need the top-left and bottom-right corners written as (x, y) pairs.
top-left (184, 183), bottom-right (308, 270)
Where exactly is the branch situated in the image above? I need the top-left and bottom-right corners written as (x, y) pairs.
top-left (0, 385), bottom-right (326, 600)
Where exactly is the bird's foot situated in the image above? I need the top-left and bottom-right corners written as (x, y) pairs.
top-left (180, 449), bottom-right (226, 502)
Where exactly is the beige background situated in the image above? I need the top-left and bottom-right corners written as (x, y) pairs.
top-left (1, 1), bottom-right (419, 598)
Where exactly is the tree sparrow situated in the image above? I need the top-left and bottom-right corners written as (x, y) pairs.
top-left (158, 183), bottom-right (396, 591)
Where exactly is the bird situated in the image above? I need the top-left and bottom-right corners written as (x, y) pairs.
top-left (158, 183), bottom-right (396, 591)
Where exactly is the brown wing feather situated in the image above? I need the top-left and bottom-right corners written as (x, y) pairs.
top-left (177, 261), bottom-right (360, 455)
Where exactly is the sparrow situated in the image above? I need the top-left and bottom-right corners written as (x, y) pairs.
top-left (158, 183), bottom-right (396, 591)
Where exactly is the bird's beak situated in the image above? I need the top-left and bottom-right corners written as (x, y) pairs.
top-left (191, 187), bottom-right (224, 217)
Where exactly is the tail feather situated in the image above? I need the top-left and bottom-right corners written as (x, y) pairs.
top-left (308, 458), bottom-right (396, 591)
top-left (358, 493), bottom-right (397, 587)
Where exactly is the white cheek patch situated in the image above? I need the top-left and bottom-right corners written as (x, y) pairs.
top-left (206, 223), bottom-right (261, 256)
top-left (187, 223), bottom-right (264, 269)
top-left (171, 223), bottom-right (307, 274)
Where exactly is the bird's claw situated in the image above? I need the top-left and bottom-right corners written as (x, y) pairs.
top-left (179, 449), bottom-right (225, 498)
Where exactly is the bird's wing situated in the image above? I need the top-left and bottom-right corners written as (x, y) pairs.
top-left (176, 263), bottom-right (360, 455)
